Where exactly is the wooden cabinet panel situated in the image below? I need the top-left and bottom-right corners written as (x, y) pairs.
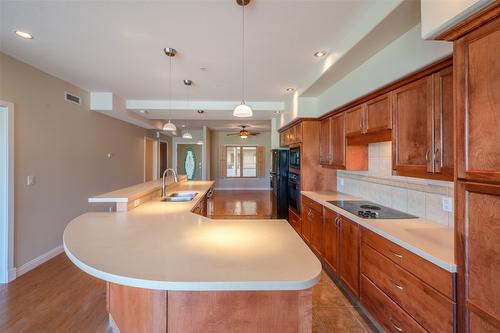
top-left (456, 182), bottom-right (500, 331)
top-left (288, 208), bottom-right (302, 235)
top-left (365, 93), bottom-right (392, 134)
top-left (361, 276), bottom-right (427, 333)
top-left (294, 123), bottom-right (303, 143)
top-left (319, 117), bottom-right (332, 165)
top-left (361, 243), bottom-right (454, 333)
top-left (323, 208), bottom-right (339, 275)
top-left (345, 105), bottom-right (365, 137)
top-left (339, 216), bottom-right (360, 298)
top-left (361, 228), bottom-right (454, 299)
top-left (279, 132), bottom-right (287, 147)
top-left (331, 113), bottom-right (346, 169)
top-left (302, 195), bottom-right (323, 214)
top-left (455, 18), bottom-right (500, 183)
top-left (392, 76), bottom-right (433, 175)
top-left (288, 126), bottom-right (296, 144)
top-left (307, 206), bottom-right (323, 256)
top-left (432, 66), bottom-right (454, 178)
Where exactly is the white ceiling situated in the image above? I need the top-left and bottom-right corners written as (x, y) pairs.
top-left (0, 0), bottom-right (403, 123)
top-left (170, 119), bottom-right (271, 132)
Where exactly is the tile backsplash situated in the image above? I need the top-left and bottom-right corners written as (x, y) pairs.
top-left (337, 142), bottom-right (454, 227)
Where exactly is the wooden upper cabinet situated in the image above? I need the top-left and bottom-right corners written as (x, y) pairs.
top-left (345, 105), bottom-right (365, 137)
top-left (294, 123), bottom-right (303, 143)
top-left (331, 113), bottom-right (346, 169)
top-left (319, 117), bottom-right (332, 165)
top-left (288, 126), bottom-right (296, 145)
top-left (392, 76), bottom-right (434, 177)
top-left (455, 18), bottom-right (500, 184)
top-left (432, 66), bottom-right (454, 178)
top-left (365, 93), bottom-right (392, 134)
top-left (339, 215), bottom-right (360, 298)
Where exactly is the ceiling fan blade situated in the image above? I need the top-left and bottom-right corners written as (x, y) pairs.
top-left (249, 133), bottom-right (260, 136)
top-left (227, 133), bottom-right (240, 136)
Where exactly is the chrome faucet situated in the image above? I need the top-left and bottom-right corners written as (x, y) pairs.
top-left (162, 168), bottom-right (178, 197)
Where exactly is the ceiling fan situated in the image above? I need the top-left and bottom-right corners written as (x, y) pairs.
top-left (227, 125), bottom-right (260, 139)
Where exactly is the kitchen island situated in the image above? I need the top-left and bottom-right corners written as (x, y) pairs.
top-left (63, 180), bottom-right (321, 333)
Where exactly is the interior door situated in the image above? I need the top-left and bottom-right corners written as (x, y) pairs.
top-left (177, 144), bottom-right (202, 180)
top-left (159, 141), bottom-right (168, 178)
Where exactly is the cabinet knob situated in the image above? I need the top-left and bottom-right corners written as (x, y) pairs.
top-left (359, 120), bottom-right (363, 129)
top-left (389, 318), bottom-right (403, 332)
top-left (425, 148), bottom-right (430, 161)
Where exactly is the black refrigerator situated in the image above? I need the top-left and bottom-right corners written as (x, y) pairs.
top-left (270, 149), bottom-right (289, 219)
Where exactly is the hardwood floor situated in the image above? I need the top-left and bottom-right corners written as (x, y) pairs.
top-left (0, 192), bottom-right (375, 332)
top-left (208, 190), bottom-right (277, 219)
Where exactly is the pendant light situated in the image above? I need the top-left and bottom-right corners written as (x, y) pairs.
top-left (163, 47), bottom-right (177, 131)
top-left (233, 0), bottom-right (253, 118)
top-left (182, 79), bottom-right (193, 139)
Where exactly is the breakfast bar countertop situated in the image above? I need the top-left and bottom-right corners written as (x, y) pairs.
top-left (63, 180), bottom-right (322, 291)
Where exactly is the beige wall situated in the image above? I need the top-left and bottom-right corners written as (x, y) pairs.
top-left (210, 131), bottom-right (271, 189)
top-left (0, 52), bottom-right (151, 267)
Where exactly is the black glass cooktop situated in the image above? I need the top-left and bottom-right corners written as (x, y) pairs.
top-left (327, 200), bottom-right (417, 219)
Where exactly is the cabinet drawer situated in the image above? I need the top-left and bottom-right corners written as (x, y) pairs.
top-left (362, 243), bottom-right (454, 333)
top-left (288, 208), bottom-right (301, 235)
top-left (361, 228), bottom-right (454, 300)
top-left (301, 195), bottom-right (323, 214)
top-left (361, 275), bottom-right (427, 333)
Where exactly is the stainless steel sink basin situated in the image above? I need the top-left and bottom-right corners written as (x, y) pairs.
top-left (161, 192), bottom-right (198, 202)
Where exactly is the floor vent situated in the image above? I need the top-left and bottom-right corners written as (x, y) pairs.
top-left (64, 91), bottom-right (81, 105)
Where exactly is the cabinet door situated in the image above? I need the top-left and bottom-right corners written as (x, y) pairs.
top-left (339, 216), bottom-right (360, 297)
top-left (365, 93), bottom-right (392, 133)
top-left (319, 117), bottom-right (332, 165)
top-left (456, 182), bottom-right (500, 332)
top-left (323, 208), bottom-right (339, 275)
top-left (455, 18), bottom-right (500, 183)
top-left (279, 132), bottom-right (287, 147)
top-left (288, 127), bottom-right (296, 144)
top-left (331, 113), bottom-right (346, 169)
top-left (294, 124), bottom-right (303, 143)
top-left (301, 206), bottom-right (312, 244)
top-left (345, 105), bottom-right (365, 136)
top-left (309, 207), bottom-right (323, 256)
top-left (432, 66), bottom-right (454, 179)
top-left (392, 76), bottom-right (433, 176)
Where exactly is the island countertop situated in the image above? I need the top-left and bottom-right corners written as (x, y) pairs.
top-left (63, 180), bottom-right (322, 291)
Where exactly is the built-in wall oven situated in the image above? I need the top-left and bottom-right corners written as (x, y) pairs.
top-left (289, 147), bottom-right (300, 169)
top-left (288, 172), bottom-right (301, 213)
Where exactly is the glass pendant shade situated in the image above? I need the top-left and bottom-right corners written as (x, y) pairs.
top-left (163, 120), bottom-right (177, 132)
top-left (233, 103), bottom-right (253, 117)
top-left (182, 131), bottom-right (193, 139)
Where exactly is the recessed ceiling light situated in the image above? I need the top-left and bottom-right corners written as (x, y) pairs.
top-left (314, 51), bottom-right (326, 57)
top-left (15, 30), bottom-right (33, 39)
top-left (286, 88), bottom-right (295, 92)
top-left (274, 111), bottom-right (281, 114)
top-left (200, 67), bottom-right (207, 71)
top-left (183, 79), bottom-right (193, 86)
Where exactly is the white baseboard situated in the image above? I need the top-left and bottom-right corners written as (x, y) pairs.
top-left (8, 267), bottom-right (16, 282)
top-left (15, 245), bottom-right (64, 278)
top-left (214, 187), bottom-right (271, 191)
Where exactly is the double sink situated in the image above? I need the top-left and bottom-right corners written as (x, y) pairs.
top-left (161, 192), bottom-right (198, 202)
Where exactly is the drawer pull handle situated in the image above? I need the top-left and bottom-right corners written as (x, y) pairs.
top-left (389, 278), bottom-right (404, 290)
top-left (389, 318), bottom-right (403, 332)
top-left (389, 249), bottom-right (403, 259)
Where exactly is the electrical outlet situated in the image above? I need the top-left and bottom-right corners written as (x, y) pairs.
top-left (26, 175), bottom-right (35, 186)
top-left (442, 197), bottom-right (453, 212)
top-left (134, 199), bottom-right (141, 207)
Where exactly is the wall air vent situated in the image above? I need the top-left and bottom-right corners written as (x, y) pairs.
top-left (64, 91), bottom-right (81, 105)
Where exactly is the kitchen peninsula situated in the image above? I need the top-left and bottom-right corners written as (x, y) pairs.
top-left (63, 179), bottom-right (322, 333)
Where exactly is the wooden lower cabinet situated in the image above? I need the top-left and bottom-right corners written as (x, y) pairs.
top-left (322, 208), bottom-right (339, 275)
top-left (339, 216), bottom-right (360, 298)
top-left (108, 283), bottom-right (313, 333)
top-left (288, 208), bottom-right (302, 235)
top-left (361, 276), bottom-right (427, 333)
top-left (302, 196), bottom-right (323, 255)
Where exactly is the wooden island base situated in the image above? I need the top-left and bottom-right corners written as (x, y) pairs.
top-left (107, 283), bottom-right (312, 333)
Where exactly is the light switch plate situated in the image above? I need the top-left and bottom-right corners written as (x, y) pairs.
top-left (26, 175), bottom-right (35, 186)
top-left (442, 197), bottom-right (453, 212)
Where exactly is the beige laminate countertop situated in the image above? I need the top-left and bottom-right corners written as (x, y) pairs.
top-left (63, 181), bottom-right (322, 291)
top-left (302, 191), bottom-right (456, 273)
